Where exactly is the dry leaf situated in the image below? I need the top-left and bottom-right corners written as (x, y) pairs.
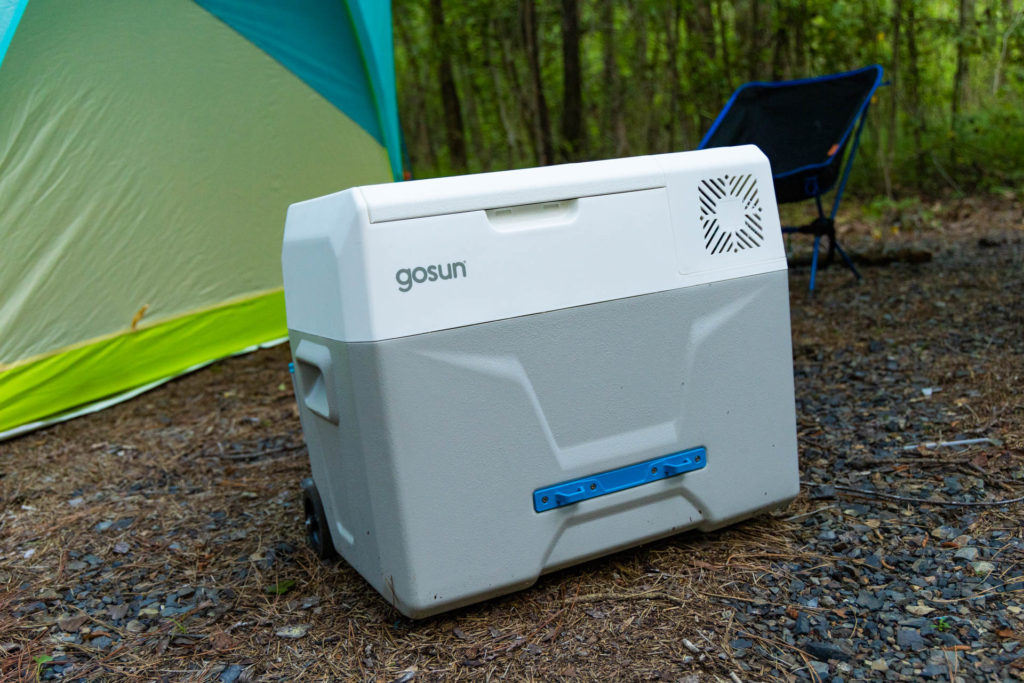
top-left (906, 605), bottom-right (936, 616)
top-left (211, 631), bottom-right (234, 650)
top-left (275, 624), bottom-right (310, 639)
top-left (57, 615), bottom-right (89, 632)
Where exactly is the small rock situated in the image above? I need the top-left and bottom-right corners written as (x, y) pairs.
top-left (15, 601), bottom-right (46, 616)
top-left (125, 620), bottom-right (146, 633)
top-left (275, 624), bottom-right (310, 639)
top-left (90, 636), bottom-right (113, 650)
top-left (803, 641), bottom-right (851, 662)
top-left (954, 547), bottom-right (979, 562)
top-left (972, 561), bottom-right (995, 576)
top-left (112, 542), bottom-right (130, 555)
top-left (94, 521), bottom-right (114, 532)
top-left (138, 607), bottom-right (160, 618)
top-left (931, 526), bottom-right (959, 540)
top-left (811, 485), bottom-right (836, 499)
top-left (810, 660), bottom-right (830, 677)
top-left (220, 664), bottom-right (244, 683)
top-left (868, 658), bottom-right (889, 671)
top-left (795, 614), bottom-right (810, 635)
top-left (857, 590), bottom-right (884, 610)
top-left (897, 628), bottom-right (926, 651)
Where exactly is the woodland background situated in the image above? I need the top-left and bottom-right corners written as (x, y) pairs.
top-left (393, 0), bottom-right (1024, 197)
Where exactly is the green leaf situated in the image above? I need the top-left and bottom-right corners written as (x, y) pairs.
top-left (265, 579), bottom-right (297, 595)
top-left (34, 655), bottom-right (54, 666)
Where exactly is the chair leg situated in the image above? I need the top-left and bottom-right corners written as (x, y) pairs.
top-left (809, 235), bottom-right (822, 292)
top-left (832, 239), bottom-right (862, 282)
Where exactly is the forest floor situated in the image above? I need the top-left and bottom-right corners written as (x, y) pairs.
top-left (1, 193), bottom-right (1022, 683)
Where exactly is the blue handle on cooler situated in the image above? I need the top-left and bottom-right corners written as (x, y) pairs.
top-left (533, 446), bottom-right (707, 512)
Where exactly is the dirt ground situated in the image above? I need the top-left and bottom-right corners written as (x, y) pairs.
top-left (1, 194), bottom-right (1022, 682)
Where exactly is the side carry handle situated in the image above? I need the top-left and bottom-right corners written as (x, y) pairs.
top-left (293, 340), bottom-right (338, 424)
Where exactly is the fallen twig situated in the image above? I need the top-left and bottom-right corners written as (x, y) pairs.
top-left (782, 504), bottom-right (836, 522)
top-left (834, 485), bottom-right (1024, 508)
top-left (204, 444), bottom-right (305, 461)
top-left (574, 590), bottom-right (688, 607)
top-left (901, 437), bottom-right (1001, 451)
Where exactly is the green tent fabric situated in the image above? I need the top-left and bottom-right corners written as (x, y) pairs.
top-left (0, 0), bottom-right (403, 438)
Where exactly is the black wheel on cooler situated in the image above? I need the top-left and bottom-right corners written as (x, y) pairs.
top-left (301, 477), bottom-right (336, 560)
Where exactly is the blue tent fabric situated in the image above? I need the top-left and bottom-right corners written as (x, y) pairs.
top-left (346, 0), bottom-right (403, 181)
top-left (0, 0), bottom-right (29, 67)
top-left (196, 0), bottom-right (403, 181)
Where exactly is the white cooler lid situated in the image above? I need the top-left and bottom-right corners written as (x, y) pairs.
top-left (283, 146), bottom-right (787, 342)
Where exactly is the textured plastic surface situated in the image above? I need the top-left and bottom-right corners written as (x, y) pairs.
top-left (534, 447), bottom-right (707, 512)
top-left (288, 271), bottom-right (799, 618)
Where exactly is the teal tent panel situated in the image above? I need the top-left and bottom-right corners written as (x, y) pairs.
top-left (348, 0), bottom-right (403, 181)
top-left (0, 0), bottom-right (29, 67)
top-left (195, 0), bottom-right (383, 146)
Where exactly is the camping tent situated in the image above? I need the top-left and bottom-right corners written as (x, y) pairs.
top-left (0, 0), bottom-right (403, 438)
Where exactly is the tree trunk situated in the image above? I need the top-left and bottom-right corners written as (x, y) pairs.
top-left (885, 0), bottom-right (901, 197)
top-left (770, 1), bottom-right (789, 80)
top-left (747, 0), bottom-right (762, 80)
top-left (429, 0), bottom-right (467, 172)
top-left (485, 14), bottom-right (520, 168)
top-left (666, 0), bottom-right (685, 149)
top-left (521, 0), bottom-right (554, 165)
top-left (496, 13), bottom-right (532, 165)
top-left (951, 0), bottom-right (973, 166)
top-left (715, 0), bottom-right (733, 86)
top-left (634, 2), bottom-right (656, 154)
top-left (560, 0), bottom-right (584, 161)
top-left (905, 0), bottom-right (925, 181)
top-left (600, 0), bottom-right (624, 158)
top-left (393, 4), bottom-right (435, 175)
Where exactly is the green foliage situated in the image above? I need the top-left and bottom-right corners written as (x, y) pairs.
top-left (394, 0), bottom-right (1024, 196)
top-left (265, 579), bottom-right (297, 595)
top-left (34, 655), bottom-right (54, 682)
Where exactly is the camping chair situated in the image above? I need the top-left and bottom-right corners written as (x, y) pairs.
top-left (697, 64), bottom-right (884, 291)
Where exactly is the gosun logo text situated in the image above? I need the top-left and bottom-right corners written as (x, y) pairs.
top-left (395, 261), bottom-right (467, 292)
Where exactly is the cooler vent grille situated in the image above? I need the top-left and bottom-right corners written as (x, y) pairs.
top-left (698, 174), bottom-right (765, 255)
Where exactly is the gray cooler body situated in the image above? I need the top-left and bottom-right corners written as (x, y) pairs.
top-left (283, 148), bottom-right (799, 617)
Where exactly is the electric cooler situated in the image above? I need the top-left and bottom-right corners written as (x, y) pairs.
top-left (281, 146), bottom-right (800, 618)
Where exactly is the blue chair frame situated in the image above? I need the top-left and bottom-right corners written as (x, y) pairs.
top-left (697, 65), bottom-right (885, 291)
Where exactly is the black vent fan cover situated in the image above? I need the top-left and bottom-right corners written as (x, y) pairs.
top-left (698, 174), bottom-right (765, 255)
